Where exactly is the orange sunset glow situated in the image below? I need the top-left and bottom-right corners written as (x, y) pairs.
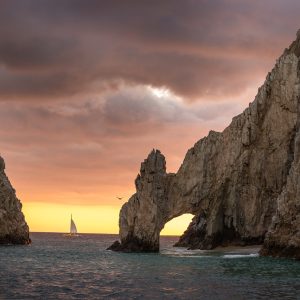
top-left (0, 1), bottom-right (299, 236)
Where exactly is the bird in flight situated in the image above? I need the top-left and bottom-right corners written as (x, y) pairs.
top-left (116, 197), bottom-right (123, 200)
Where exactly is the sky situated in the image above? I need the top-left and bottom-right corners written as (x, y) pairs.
top-left (0, 0), bottom-right (299, 235)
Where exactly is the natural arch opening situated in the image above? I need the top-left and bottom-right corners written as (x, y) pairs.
top-left (159, 214), bottom-right (195, 249)
top-left (160, 213), bottom-right (194, 236)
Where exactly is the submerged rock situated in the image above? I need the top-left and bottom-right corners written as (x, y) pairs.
top-left (0, 156), bottom-right (30, 245)
top-left (110, 30), bottom-right (300, 259)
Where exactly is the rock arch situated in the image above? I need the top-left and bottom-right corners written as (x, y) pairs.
top-left (116, 149), bottom-right (201, 252)
top-left (108, 31), bottom-right (300, 258)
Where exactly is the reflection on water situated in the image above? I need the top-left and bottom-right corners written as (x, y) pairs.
top-left (0, 233), bottom-right (299, 299)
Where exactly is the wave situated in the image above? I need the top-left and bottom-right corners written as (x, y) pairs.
top-left (223, 253), bottom-right (259, 258)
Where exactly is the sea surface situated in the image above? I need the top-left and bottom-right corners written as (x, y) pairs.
top-left (0, 233), bottom-right (299, 299)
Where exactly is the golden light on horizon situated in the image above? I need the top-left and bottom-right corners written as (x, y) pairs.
top-left (161, 213), bottom-right (194, 236)
top-left (23, 202), bottom-right (194, 236)
top-left (23, 202), bottom-right (121, 234)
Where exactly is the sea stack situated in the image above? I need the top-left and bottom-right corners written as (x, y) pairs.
top-left (109, 30), bottom-right (300, 259)
top-left (0, 156), bottom-right (30, 244)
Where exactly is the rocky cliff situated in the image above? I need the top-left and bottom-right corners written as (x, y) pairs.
top-left (0, 156), bottom-right (30, 244)
top-left (109, 30), bottom-right (300, 259)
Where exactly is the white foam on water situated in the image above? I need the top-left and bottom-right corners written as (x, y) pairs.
top-left (161, 247), bottom-right (209, 257)
top-left (223, 253), bottom-right (259, 259)
top-left (173, 255), bottom-right (212, 258)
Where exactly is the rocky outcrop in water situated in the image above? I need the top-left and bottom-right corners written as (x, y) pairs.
top-left (109, 30), bottom-right (300, 259)
top-left (0, 156), bottom-right (30, 244)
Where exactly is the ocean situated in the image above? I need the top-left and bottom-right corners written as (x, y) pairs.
top-left (0, 233), bottom-right (299, 299)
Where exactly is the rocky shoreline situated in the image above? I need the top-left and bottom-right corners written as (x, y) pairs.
top-left (109, 30), bottom-right (300, 259)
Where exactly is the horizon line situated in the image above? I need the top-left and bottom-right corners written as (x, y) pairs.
top-left (29, 231), bottom-right (181, 237)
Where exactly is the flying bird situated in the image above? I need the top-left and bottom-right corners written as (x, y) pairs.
top-left (116, 197), bottom-right (123, 200)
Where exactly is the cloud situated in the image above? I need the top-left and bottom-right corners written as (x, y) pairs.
top-left (0, 0), bottom-right (299, 101)
top-left (0, 1), bottom-right (299, 208)
top-left (0, 85), bottom-right (241, 142)
top-left (0, 84), bottom-right (246, 204)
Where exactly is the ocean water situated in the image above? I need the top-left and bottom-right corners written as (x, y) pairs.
top-left (0, 233), bottom-right (299, 300)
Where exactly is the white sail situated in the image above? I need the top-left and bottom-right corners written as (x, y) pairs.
top-left (70, 215), bottom-right (77, 234)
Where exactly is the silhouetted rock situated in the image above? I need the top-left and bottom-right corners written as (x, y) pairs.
top-left (0, 156), bottom-right (30, 245)
top-left (107, 240), bottom-right (122, 251)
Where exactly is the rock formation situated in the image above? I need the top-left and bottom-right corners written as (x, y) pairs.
top-left (109, 30), bottom-right (300, 259)
top-left (0, 156), bottom-right (30, 244)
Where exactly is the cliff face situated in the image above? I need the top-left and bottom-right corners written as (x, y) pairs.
top-left (260, 107), bottom-right (300, 259)
top-left (258, 32), bottom-right (300, 259)
top-left (109, 31), bottom-right (300, 258)
top-left (0, 156), bottom-right (30, 244)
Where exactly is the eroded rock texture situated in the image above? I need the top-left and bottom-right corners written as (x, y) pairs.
top-left (0, 156), bottom-right (30, 244)
top-left (110, 31), bottom-right (300, 258)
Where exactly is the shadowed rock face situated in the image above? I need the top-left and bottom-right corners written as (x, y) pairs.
top-left (0, 156), bottom-right (30, 245)
top-left (109, 30), bottom-right (300, 258)
top-left (259, 118), bottom-right (300, 259)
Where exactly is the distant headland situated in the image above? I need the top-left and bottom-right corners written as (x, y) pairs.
top-left (0, 156), bottom-right (30, 245)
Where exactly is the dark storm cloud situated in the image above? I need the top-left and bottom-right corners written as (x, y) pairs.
top-left (0, 0), bottom-right (299, 101)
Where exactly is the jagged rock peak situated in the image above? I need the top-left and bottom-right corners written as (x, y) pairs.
top-left (0, 156), bottom-right (5, 171)
top-left (0, 155), bottom-right (30, 245)
top-left (140, 149), bottom-right (166, 176)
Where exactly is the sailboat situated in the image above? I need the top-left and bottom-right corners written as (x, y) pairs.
top-left (63, 214), bottom-right (79, 237)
